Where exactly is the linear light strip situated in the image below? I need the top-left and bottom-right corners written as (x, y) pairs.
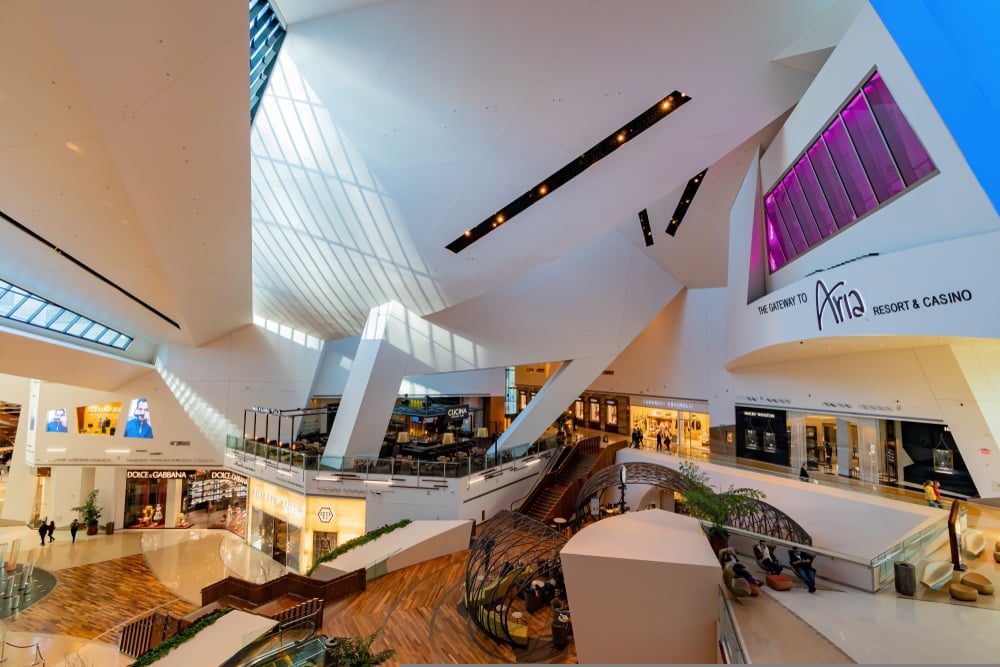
top-left (666, 168), bottom-right (708, 236)
top-left (446, 90), bottom-right (692, 253)
top-left (0, 207), bottom-right (180, 330)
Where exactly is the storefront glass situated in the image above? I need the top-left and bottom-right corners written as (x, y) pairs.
top-left (629, 397), bottom-right (710, 455)
top-left (124, 469), bottom-right (247, 533)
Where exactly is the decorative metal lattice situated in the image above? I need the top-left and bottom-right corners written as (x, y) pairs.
top-left (464, 510), bottom-right (566, 646)
top-left (572, 462), bottom-right (811, 545)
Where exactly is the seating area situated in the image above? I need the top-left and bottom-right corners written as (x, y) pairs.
top-left (963, 529), bottom-right (987, 558)
top-left (920, 560), bottom-right (955, 590)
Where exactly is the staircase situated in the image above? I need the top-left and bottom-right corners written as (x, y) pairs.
top-left (520, 443), bottom-right (611, 525)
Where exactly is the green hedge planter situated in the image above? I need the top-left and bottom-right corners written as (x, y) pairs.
top-left (306, 519), bottom-right (411, 576)
top-left (129, 608), bottom-right (232, 667)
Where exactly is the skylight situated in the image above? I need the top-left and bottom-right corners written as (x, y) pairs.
top-left (250, 0), bottom-right (286, 122)
top-left (0, 279), bottom-right (133, 350)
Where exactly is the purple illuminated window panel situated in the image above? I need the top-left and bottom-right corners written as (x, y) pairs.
top-left (823, 118), bottom-right (878, 217)
top-left (766, 221), bottom-right (786, 270)
top-left (807, 139), bottom-right (857, 229)
top-left (773, 182), bottom-right (808, 254)
top-left (793, 157), bottom-right (838, 238)
top-left (841, 92), bottom-right (905, 201)
top-left (783, 169), bottom-right (823, 245)
top-left (863, 73), bottom-right (936, 185)
top-left (765, 195), bottom-right (796, 264)
top-left (764, 70), bottom-right (936, 274)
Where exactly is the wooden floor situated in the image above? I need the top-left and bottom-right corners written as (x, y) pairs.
top-left (0, 536), bottom-right (574, 665)
top-left (322, 550), bottom-right (577, 666)
top-left (2, 553), bottom-right (196, 647)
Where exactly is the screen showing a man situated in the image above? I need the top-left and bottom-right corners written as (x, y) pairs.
top-left (124, 398), bottom-right (153, 438)
top-left (46, 408), bottom-right (68, 433)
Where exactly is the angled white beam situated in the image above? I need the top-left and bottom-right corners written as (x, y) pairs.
top-left (495, 355), bottom-right (617, 452)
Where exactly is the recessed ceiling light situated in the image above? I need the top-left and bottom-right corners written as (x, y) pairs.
top-left (446, 89), bottom-right (692, 253)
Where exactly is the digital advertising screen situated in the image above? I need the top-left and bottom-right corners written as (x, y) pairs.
top-left (123, 397), bottom-right (154, 439)
top-left (45, 408), bottom-right (69, 433)
top-left (76, 402), bottom-right (121, 436)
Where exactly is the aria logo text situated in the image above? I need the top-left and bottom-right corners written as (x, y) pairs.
top-left (815, 279), bottom-right (865, 331)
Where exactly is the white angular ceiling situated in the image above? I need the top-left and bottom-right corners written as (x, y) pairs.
top-left (0, 0), bottom-right (862, 390)
top-left (254, 0), bottom-right (845, 341)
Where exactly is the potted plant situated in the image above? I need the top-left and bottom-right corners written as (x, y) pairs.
top-left (678, 461), bottom-right (764, 553)
top-left (324, 630), bottom-right (395, 667)
top-left (71, 489), bottom-right (103, 536)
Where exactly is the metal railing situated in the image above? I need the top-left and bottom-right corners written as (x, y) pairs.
top-left (869, 513), bottom-right (953, 589)
top-left (717, 585), bottom-right (750, 663)
top-left (226, 434), bottom-right (560, 482)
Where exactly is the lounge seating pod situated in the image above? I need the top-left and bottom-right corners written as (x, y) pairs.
top-left (920, 560), bottom-right (955, 590)
top-left (962, 529), bottom-right (987, 558)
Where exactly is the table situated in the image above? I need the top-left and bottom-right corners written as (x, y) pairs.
top-left (552, 517), bottom-right (567, 534)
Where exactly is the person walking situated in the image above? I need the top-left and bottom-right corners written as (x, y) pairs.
top-left (924, 480), bottom-right (942, 508)
top-left (47, 519), bottom-right (56, 543)
top-left (932, 481), bottom-right (944, 508)
top-left (656, 430), bottom-right (663, 451)
top-left (38, 518), bottom-right (48, 546)
top-left (799, 464), bottom-right (810, 482)
top-left (70, 518), bottom-right (80, 543)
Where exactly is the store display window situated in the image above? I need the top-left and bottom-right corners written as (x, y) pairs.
top-left (124, 469), bottom-right (247, 533)
top-left (605, 400), bottom-right (617, 425)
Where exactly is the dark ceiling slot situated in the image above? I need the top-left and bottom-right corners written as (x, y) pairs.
top-left (446, 90), bottom-right (692, 253)
top-left (0, 207), bottom-right (181, 330)
top-left (638, 209), bottom-right (653, 247)
top-left (665, 168), bottom-right (708, 237)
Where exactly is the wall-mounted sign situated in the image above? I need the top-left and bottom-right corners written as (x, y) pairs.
top-left (446, 405), bottom-right (469, 420)
top-left (318, 507), bottom-right (335, 523)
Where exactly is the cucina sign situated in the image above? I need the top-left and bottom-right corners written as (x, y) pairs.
top-left (446, 405), bottom-right (469, 420)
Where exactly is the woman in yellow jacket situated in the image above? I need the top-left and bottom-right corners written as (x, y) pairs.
top-left (924, 480), bottom-right (942, 508)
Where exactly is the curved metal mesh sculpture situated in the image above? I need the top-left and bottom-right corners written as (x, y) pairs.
top-left (573, 461), bottom-right (811, 545)
top-left (465, 510), bottom-right (566, 647)
top-left (727, 498), bottom-right (812, 545)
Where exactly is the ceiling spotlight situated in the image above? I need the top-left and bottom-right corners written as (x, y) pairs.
top-left (617, 132), bottom-right (626, 143)
top-left (539, 185), bottom-right (548, 195)
top-left (496, 214), bottom-right (504, 223)
top-left (464, 230), bottom-right (471, 237)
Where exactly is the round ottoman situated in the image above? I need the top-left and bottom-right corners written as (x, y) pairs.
top-left (766, 573), bottom-right (793, 591)
top-left (949, 582), bottom-right (978, 602)
top-left (960, 572), bottom-right (994, 595)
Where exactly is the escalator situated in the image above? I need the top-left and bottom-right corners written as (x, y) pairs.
top-left (221, 616), bottom-right (324, 667)
top-left (240, 636), bottom-right (328, 667)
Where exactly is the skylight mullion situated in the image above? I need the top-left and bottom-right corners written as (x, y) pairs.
top-left (10, 296), bottom-right (46, 322)
top-left (0, 288), bottom-right (29, 316)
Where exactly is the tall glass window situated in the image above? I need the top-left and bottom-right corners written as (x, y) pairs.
top-left (764, 71), bottom-right (936, 272)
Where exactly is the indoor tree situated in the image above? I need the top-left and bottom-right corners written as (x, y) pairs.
top-left (71, 489), bottom-right (104, 535)
top-left (677, 460), bottom-right (764, 552)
